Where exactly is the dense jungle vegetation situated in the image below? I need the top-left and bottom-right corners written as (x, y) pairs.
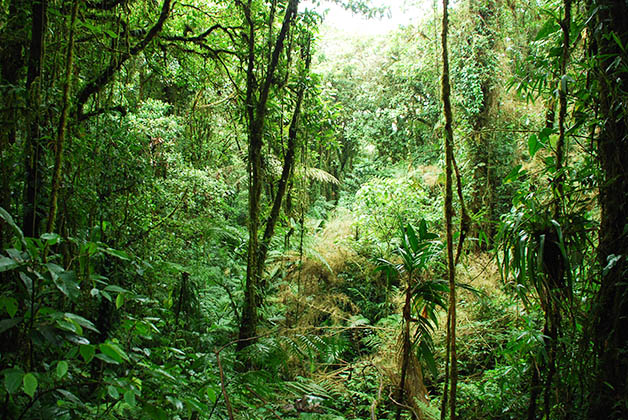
top-left (1, 0), bottom-right (627, 418)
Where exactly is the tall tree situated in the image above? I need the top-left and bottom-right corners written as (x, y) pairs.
top-left (236, 0), bottom-right (301, 359)
top-left (440, 0), bottom-right (458, 417)
top-left (463, 0), bottom-right (500, 245)
top-left (47, 0), bottom-right (80, 233)
top-left (589, 0), bottom-right (628, 417)
top-left (22, 0), bottom-right (47, 237)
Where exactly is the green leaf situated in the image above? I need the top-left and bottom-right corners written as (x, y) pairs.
top-left (206, 387), bottom-right (217, 403)
top-left (611, 32), bottom-right (625, 51)
top-left (23, 373), bottom-right (37, 397)
top-left (95, 353), bottom-right (120, 364)
top-left (1, 296), bottom-right (18, 318)
top-left (528, 134), bottom-right (544, 158)
top-left (104, 29), bottom-right (118, 38)
top-left (81, 20), bottom-right (102, 33)
top-left (405, 224), bottom-right (419, 251)
top-left (108, 385), bottom-right (119, 399)
top-left (53, 271), bottom-right (80, 300)
top-left (418, 340), bottom-right (437, 376)
top-left (116, 293), bottom-right (125, 309)
top-left (124, 390), bottom-right (136, 407)
top-left (103, 248), bottom-right (130, 261)
top-left (0, 207), bottom-right (25, 244)
top-left (539, 127), bottom-right (554, 142)
top-left (0, 256), bottom-right (19, 272)
top-left (56, 361), bottom-right (69, 379)
top-left (535, 17), bottom-right (560, 41)
top-left (104, 285), bottom-right (128, 294)
top-left (184, 397), bottom-right (209, 412)
top-left (144, 404), bottom-right (168, 420)
top-left (41, 232), bottom-right (61, 245)
top-left (56, 389), bottom-right (84, 406)
top-left (0, 317), bottom-right (22, 334)
top-left (504, 164), bottom-right (523, 184)
top-left (57, 319), bottom-right (81, 334)
top-left (99, 342), bottom-right (129, 364)
top-left (4, 369), bottom-right (24, 394)
top-left (80, 344), bottom-right (96, 363)
top-left (65, 313), bottom-right (99, 333)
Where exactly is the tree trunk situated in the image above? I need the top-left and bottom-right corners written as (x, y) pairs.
top-left (47, 0), bottom-right (79, 233)
top-left (23, 0), bottom-right (47, 238)
top-left (395, 283), bottom-right (413, 420)
top-left (237, 0), bottom-right (300, 360)
top-left (466, 0), bottom-right (498, 247)
top-left (589, 0), bottom-right (628, 417)
top-left (440, 0), bottom-right (458, 417)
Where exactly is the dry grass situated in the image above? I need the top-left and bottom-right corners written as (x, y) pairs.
top-left (275, 210), bottom-right (511, 418)
top-left (277, 208), bottom-right (366, 328)
top-left (434, 251), bottom-right (509, 356)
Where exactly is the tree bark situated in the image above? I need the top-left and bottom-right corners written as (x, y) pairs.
top-left (466, 0), bottom-right (498, 247)
top-left (47, 0), bottom-right (79, 233)
top-left (23, 0), bottom-right (47, 238)
top-left (395, 282), bottom-right (413, 420)
top-left (237, 0), bottom-right (300, 359)
top-left (589, 0), bottom-right (628, 417)
top-left (440, 0), bottom-right (458, 417)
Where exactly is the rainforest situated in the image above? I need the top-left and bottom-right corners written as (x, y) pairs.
top-left (0, 0), bottom-right (627, 419)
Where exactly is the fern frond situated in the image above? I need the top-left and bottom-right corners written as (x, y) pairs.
top-left (299, 167), bottom-right (340, 185)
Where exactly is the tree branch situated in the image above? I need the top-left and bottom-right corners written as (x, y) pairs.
top-left (77, 0), bottom-right (172, 117)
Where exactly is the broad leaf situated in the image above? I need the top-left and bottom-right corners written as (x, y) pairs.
top-left (528, 134), bottom-right (544, 158)
top-left (124, 390), bottom-right (136, 407)
top-left (23, 373), bottom-right (37, 397)
top-left (0, 256), bottom-right (19, 272)
top-left (80, 344), bottom-right (96, 363)
top-left (4, 369), bottom-right (24, 394)
top-left (100, 342), bottom-right (129, 364)
top-left (56, 361), bottom-right (69, 379)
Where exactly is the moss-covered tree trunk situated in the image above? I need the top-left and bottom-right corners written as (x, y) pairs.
top-left (237, 0), bottom-right (300, 361)
top-left (466, 0), bottom-right (499, 247)
top-left (440, 0), bottom-right (458, 417)
top-left (47, 0), bottom-right (79, 233)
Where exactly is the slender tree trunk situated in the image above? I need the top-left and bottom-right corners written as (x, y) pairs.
top-left (589, 0), bottom-right (628, 417)
top-left (441, 0), bottom-right (458, 417)
top-left (257, 42), bottom-right (310, 271)
top-left (237, 0), bottom-right (300, 360)
top-left (47, 0), bottom-right (79, 233)
top-left (538, 2), bottom-right (571, 417)
top-left (395, 282), bottom-right (413, 420)
top-left (23, 0), bottom-right (47, 238)
top-left (527, 359), bottom-right (541, 420)
top-left (555, 0), bottom-right (571, 217)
